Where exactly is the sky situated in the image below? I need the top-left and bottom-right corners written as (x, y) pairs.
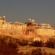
top-left (0, 0), bottom-right (55, 25)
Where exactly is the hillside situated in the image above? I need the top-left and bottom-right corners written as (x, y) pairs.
top-left (0, 35), bottom-right (55, 55)
top-left (0, 16), bottom-right (55, 55)
top-left (0, 16), bottom-right (55, 42)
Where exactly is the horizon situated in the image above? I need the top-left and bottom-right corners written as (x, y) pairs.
top-left (0, 16), bottom-right (55, 26)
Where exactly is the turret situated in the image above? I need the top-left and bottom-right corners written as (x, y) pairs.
top-left (0, 16), bottom-right (6, 24)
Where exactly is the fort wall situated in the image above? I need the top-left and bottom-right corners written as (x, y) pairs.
top-left (0, 16), bottom-right (55, 38)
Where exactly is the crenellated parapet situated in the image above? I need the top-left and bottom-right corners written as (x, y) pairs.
top-left (0, 16), bottom-right (55, 37)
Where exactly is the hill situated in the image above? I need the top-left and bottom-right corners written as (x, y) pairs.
top-left (0, 16), bottom-right (55, 55)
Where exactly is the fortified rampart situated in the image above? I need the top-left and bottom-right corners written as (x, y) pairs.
top-left (0, 16), bottom-right (27, 30)
top-left (0, 16), bottom-right (55, 41)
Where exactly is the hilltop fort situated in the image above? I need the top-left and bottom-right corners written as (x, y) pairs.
top-left (0, 16), bottom-right (55, 42)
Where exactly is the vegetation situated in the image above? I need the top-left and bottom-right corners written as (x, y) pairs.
top-left (46, 38), bottom-right (55, 48)
top-left (0, 35), bottom-right (55, 55)
top-left (30, 41), bottom-right (43, 47)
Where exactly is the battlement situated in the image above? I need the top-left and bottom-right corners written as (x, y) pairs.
top-left (0, 16), bottom-right (53, 29)
top-left (0, 16), bottom-right (55, 37)
top-left (0, 16), bottom-right (54, 30)
top-left (0, 16), bottom-right (6, 23)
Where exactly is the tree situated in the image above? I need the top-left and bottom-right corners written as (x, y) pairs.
top-left (18, 39), bottom-right (28, 46)
top-left (31, 48), bottom-right (42, 55)
top-left (46, 38), bottom-right (55, 48)
top-left (30, 41), bottom-right (43, 47)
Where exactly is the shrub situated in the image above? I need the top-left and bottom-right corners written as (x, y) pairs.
top-left (46, 38), bottom-right (55, 48)
top-left (43, 51), bottom-right (47, 55)
top-left (18, 39), bottom-right (28, 46)
top-left (30, 41), bottom-right (43, 47)
top-left (31, 48), bottom-right (42, 55)
top-left (0, 36), bottom-right (18, 55)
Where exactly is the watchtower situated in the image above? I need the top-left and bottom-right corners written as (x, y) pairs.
top-left (0, 16), bottom-right (6, 24)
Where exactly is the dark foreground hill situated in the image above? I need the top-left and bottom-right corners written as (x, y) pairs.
top-left (0, 35), bottom-right (55, 55)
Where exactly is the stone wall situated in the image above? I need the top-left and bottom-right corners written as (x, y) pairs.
top-left (37, 28), bottom-right (55, 36)
top-left (0, 16), bottom-right (27, 30)
top-left (0, 16), bottom-right (55, 37)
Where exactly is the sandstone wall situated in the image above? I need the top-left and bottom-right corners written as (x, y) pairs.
top-left (37, 28), bottom-right (55, 36)
top-left (0, 16), bottom-right (55, 37)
